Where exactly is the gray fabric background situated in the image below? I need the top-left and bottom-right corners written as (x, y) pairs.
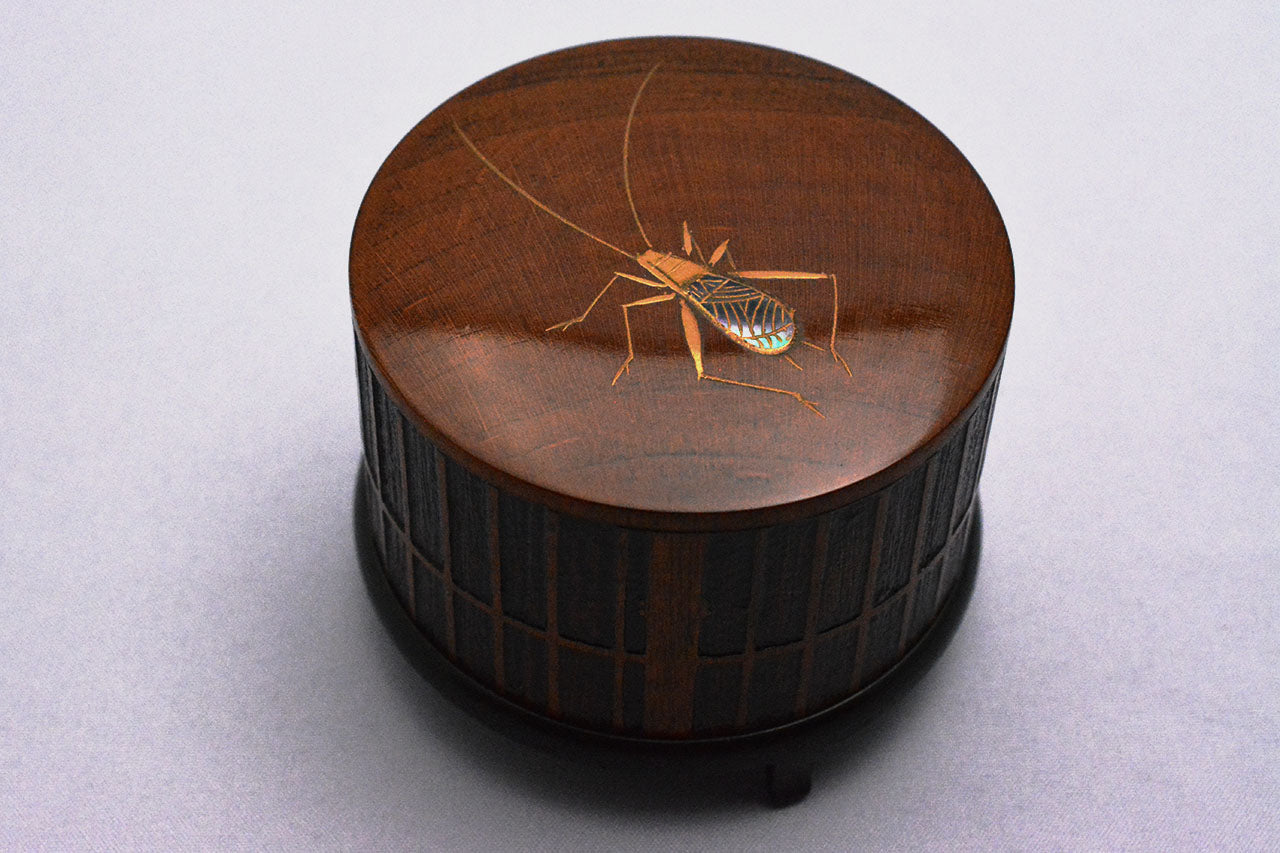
top-left (3, 2), bottom-right (1276, 849)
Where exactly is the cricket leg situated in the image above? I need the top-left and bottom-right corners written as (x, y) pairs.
top-left (680, 301), bottom-right (824, 418)
top-left (735, 270), bottom-right (852, 376)
top-left (547, 272), bottom-right (666, 332)
top-left (612, 293), bottom-right (676, 385)
top-left (682, 221), bottom-right (707, 261)
top-left (707, 237), bottom-right (731, 266)
top-left (683, 221), bottom-right (734, 268)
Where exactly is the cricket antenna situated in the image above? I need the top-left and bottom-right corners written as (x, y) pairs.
top-left (452, 120), bottom-right (635, 261)
top-left (623, 64), bottom-right (660, 249)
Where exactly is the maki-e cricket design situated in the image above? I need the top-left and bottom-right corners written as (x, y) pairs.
top-left (453, 64), bottom-right (852, 417)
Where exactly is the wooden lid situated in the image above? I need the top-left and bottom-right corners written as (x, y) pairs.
top-left (350, 37), bottom-right (1012, 528)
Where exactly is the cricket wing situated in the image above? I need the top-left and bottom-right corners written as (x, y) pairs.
top-left (683, 274), bottom-right (796, 354)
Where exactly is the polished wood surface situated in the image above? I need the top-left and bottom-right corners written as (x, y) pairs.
top-left (350, 37), bottom-right (1013, 526)
top-left (352, 37), bottom-right (1011, 741)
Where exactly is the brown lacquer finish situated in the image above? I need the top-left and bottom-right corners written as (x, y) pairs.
top-left (351, 37), bottom-right (1012, 741)
top-left (351, 37), bottom-right (1013, 526)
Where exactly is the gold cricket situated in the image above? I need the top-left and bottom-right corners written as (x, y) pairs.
top-left (453, 64), bottom-right (852, 417)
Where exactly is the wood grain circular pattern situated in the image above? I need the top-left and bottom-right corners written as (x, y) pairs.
top-left (351, 37), bottom-right (1012, 740)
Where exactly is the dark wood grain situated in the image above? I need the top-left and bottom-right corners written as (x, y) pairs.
top-left (351, 37), bottom-right (1011, 740)
top-left (350, 36), bottom-right (1012, 530)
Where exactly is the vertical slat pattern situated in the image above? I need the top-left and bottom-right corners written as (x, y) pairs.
top-left (435, 448), bottom-right (456, 658)
top-left (396, 415), bottom-right (414, 615)
top-left (413, 554), bottom-right (448, 650)
top-left (734, 530), bottom-right (769, 729)
top-left (502, 624), bottom-right (547, 708)
top-left (403, 420), bottom-right (443, 567)
top-left (612, 532), bottom-right (629, 729)
top-left (453, 595), bottom-right (494, 683)
top-left (897, 457), bottom-right (937, 657)
top-left (862, 597), bottom-right (908, 684)
top-left (906, 552), bottom-right (944, 647)
top-left (488, 487), bottom-right (503, 693)
top-left (498, 493), bottom-right (546, 628)
top-left (623, 535), bottom-right (649, 655)
top-left (643, 533), bottom-right (705, 737)
top-left (806, 628), bottom-right (860, 712)
top-left (747, 647), bottom-right (804, 727)
top-left (795, 516), bottom-right (831, 716)
top-left (817, 496), bottom-right (876, 631)
top-left (756, 517), bottom-right (819, 648)
top-left (692, 660), bottom-right (742, 734)
top-left (373, 376), bottom-right (404, 528)
top-left (356, 341), bottom-right (999, 738)
top-left (621, 661), bottom-right (645, 733)
top-left (697, 530), bottom-right (757, 656)
top-left (556, 518), bottom-right (618, 648)
top-left (851, 495), bottom-right (889, 690)
top-left (355, 342), bottom-right (379, 494)
top-left (545, 515), bottom-right (559, 717)
top-left (971, 368), bottom-right (1003, 490)
top-left (922, 431), bottom-right (966, 566)
top-left (445, 458), bottom-right (491, 604)
top-left (382, 513), bottom-right (409, 606)
top-left (952, 380), bottom-right (997, 531)
top-left (558, 647), bottom-right (613, 727)
top-left (938, 507), bottom-right (975, 605)
top-left (873, 465), bottom-right (927, 605)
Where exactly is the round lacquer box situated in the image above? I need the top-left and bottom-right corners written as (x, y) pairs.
top-left (350, 36), bottom-right (1012, 804)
